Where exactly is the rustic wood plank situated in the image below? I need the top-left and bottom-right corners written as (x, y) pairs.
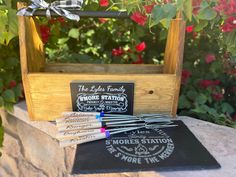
top-left (18, 2), bottom-right (45, 73)
top-left (18, 2), bottom-right (45, 119)
top-left (44, 63), bottom-right (164, 74)
top-left (163, 18), bottom-right (186, 116)
top-left (27, 73), bottom-right (177, 120)
top-left (163, 18), bottom-right (186, 75)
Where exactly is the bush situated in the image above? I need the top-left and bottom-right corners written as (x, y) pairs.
top-left (0, 0), bottom-right (235, 130)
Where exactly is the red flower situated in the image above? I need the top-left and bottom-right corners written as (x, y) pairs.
top-left (39, 25), bottom-right (50, 44)
top-left (132, 54), bottom-right (144, 64)
top-left (9, 80), bottom-right (17, 88)
top-left (144, 4), bottom-right (155, 14)
top-left (228, 69), bottom-right (236, 75)
top-left (198, 80), bottom-right (220, 89)
top-left (212, 93), bottom-right (224, 101)
top-left (112, 47), bottom-right (124, 56)
top-left (186, 25), bottom-right (194, 33)
top-left (135, 42), bottom-right (146, 52)
top-left (192, 0), bottom-right (202, 15)
top-left (181, 69), bottom-right (192, 84)
top-left (99, 18), bottom-right (108, 23)
top-left (213, 80), bottom-right (221, 85)
top-left (215, 0), bottom-right (236, 16)
top-left (205, 54), bottom-right (216, 64)
top-left (49, 17), bottom-right (65, 25)
top-left (130, 12), bottom-right (147, 26)
top-left (232, 115), bottom-right (236, 122)
top-left (221, 16), bottom-right (236, 33)
top-left (230, 86), bottom-right (236, 93)
top-left (99, 0), bottom-right (109, 7)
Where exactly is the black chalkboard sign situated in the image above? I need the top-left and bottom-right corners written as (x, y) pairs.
top-left (72, 120), bottom-right (220, 174)
top-left (70, 82), bottom-right (134, 115)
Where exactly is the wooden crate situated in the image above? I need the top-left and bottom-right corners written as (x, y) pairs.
top-left (18, 4), bottom-right (186, 121)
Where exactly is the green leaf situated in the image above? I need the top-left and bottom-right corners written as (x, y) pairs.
top-left (178, 95), bottom-right (191, 109)
top-left (57, 37), bottom-right (69, 45)
top-left (221, 103), bottom-right (234, 114)
top-left (176, 0), bottom-right (184, 11)
top-left (4, 102), bottom-right (13, 112)
top-left (2, 89), bottom-right (15, 103)
top-left (68, 28), bottom-right (79, 39)
top-left (0, 0), bottom-right (18, 44)
top-left (0, 96), bottom-right (4, 108)
top-left (151, 4), bottom-right (176, 27)
top-left (4, 57), bottom-right (19, 68)
top-left (12, 84), bottom-right (22, 99)
top-left (195, 94), bottom-right (208, 104)
top-left (0, 78), bottom-right (3, 92)
top-left (197, 7), bottom-right (217, 20)
top-left (194, 20), bottom-right (208, 31)
top-left (186, 90), bottom-right (198, 100)
top-left (0, 125), bottom-right (3, 148)
top-left (183, 0), bottom-right (193, 21)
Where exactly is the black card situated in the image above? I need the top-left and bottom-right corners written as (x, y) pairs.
top-left (72, 121), bottom-right (220, 174)
top-left (70, 82), bottom-right (134, 115)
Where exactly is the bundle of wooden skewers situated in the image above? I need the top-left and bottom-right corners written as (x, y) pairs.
top-left (55, 112), bottom-right (177, 147)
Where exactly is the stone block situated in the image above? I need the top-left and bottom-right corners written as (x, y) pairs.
top-left (0, 109), bottom-right (18, 134)
top-left (16, 119), bottom-right (67, 177)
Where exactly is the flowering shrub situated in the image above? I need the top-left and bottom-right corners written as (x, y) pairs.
top-left (41, 0), bottom-right (236, 127)
top-left (0, 0), bottom-right (235, 129)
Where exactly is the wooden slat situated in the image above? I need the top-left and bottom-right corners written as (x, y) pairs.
top-left (44, 63), bottom-right (164, 74)
top-left (18, 2), bottom-right (45, 73)
top-left (164, 18), bottom-right (185, 75)
top-left (27, 73), bottom-right (177, 120)
top-left (18, 2), bottom-right (46, 119)
top-left (163, 17), bottom-right (186, 116)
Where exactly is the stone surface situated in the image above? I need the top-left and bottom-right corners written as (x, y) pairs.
top-left (0, 101), bottom-right (236, 177)
top-left (16, 120), bottom-right (67, 177)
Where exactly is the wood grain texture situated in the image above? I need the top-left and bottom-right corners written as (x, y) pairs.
top-left (18, 2), bottom-right (45, 73)
top-left (44, 63), bottom-right (164, 74)
top-left (18, 5), bottom-right (185, 120)
top-left (164, 18), bottom-right (186, 116)
top-left (18, 2), bottom-right (46, 120)
top-left (27, 73), bottom-right (177, 120)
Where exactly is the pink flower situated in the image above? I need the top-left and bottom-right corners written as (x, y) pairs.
top-left (130, 12), bottom-right (147, 26)
top-left (135, 42), bottom-right (146, 52)
top-left (212, 93), bottom-right (224, 101)
top-left (186, 25), bottom-right (194, 33)
top-left (99, 0), bottom-right (109, 7)
top-left (205, 54), bottom-right (216, 64)
top-left (181, 69), bottom-right (192, 84)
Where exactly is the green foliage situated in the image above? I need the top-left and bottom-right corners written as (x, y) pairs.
top-left (0, 117), bottom-right (3, 148)
top-left (0, 38), bottom-right (22, 112)
top-left (0, 0), bottom-right (235, 130)
top-left (0, 0), bottom-right (18, 44)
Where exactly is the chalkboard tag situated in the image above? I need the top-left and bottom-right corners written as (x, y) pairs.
top-left (70, 82), bottom-right (134, 115)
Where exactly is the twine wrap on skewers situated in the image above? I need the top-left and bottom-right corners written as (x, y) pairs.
top-left (17, 0), bottom-right (84, 21)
